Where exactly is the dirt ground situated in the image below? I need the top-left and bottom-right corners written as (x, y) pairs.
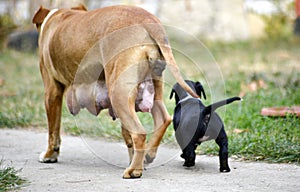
top-left (0, 129), bottom-right (299, 192)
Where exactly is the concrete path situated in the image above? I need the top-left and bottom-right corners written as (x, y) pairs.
top-left (0, 129), bottom-right (299, 192)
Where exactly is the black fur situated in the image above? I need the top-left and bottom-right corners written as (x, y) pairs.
top-left (170, 80), bottom-right (241, 172)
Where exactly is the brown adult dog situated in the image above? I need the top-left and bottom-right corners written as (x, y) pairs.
top-left (32, 4), bottom-right (198, 178)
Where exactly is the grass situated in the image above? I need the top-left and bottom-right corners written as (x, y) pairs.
top-left (0, 160), bottom-right (27, 191)
top-left (0, 36), bottom-right (299, 164)
top-left (0, 51), bottom-right (45, 128)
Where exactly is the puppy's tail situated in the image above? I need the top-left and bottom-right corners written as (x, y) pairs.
top-left (203, 96), bottom-right (242, 115)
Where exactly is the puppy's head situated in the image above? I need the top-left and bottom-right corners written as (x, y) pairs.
top-left (169, 80), bottom-right (206, 104)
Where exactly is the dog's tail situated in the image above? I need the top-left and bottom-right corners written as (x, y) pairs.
top-left (145, 24), bottom-right (198, 98)
top-left (203, 96), bottom-right (242, 115)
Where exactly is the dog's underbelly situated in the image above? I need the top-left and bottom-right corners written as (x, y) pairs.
top-left (135, 72), bottom-right (154, 112)
top-left (65, 77), bottom-right (155, 118)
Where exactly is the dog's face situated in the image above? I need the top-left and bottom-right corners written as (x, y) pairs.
top-left (169, 80), bottom-right (206, 104)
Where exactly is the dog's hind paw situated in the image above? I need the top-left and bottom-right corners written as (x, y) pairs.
top-left (180, 153), bottom-right (186, 159)
top-left (183, 161), bottom-right (195, 167)
top-left (123, 168), bottom-right (143, 179)
top-left (144, 148), bottom-right (157, 164)
top-left (39, 151), bottom-right (58, 163)
top-left (220, 167), bottom-right (231, 173)
top-left (145, 154), bottom-right (155, 164)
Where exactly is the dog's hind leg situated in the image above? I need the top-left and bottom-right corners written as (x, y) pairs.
top-left (215, 128), bottom-right (231, 172)
top-left (145, 78), bottom-right (172, 163)
top-left (110, 85), bottom-right (146, 178)
top-left (122, 126), bottom-right (134, 163)
top-left (182, 144), bottom-right (197, 167)
top-left (107, 62), bottom-right (148, 179)
top-left (39, 69), bottom-right (64, 163)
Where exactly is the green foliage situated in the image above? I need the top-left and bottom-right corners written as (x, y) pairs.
top-left (0, 14), bottom-right (16, 50)
top-left (261, 13), bottom-right (292, 39)
top-left (0, 160), bottom-right (27, 191)
top-left (260, 0), bottom-right (295, 40)
top-left (0, 50), bottom-right (45, 128)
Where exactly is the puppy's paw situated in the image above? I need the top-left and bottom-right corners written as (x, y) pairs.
top-left (220, 160), bottom-right (230, 172)
top-left (220, 167), bottom-right (231, 173)
top-left (39, 151), bottom-right (58, 163)
top-left (183, 160), bottom-right (195, 167)
top-left (180, 153), bottom-right (186, 159)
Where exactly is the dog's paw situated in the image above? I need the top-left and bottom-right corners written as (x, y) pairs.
top-left (123, 168), bottom-right (143, 179)
top-left (144, 148), bottom-right (157, 164)
top-left (220, 160), bottom-right (231, 172)
top-left (145, 153), bottom-right (155, 164)
top-left (220, 167), bottom-right (231, 173)
top-left (183, 160), bottom-right (195, 167)
top-left (180, 153), bottom-right (186, 159)
top-left (39, 151), bottom-right (58, 163)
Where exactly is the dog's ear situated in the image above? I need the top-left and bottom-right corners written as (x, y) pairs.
top-left (195, 81), bottom-right (206, 100)
top-left (169, 89), bottom-right (175, 100)
top-left (32, 6), bottom-right (50, 29)
top-left (169, 89), bottom-right (180, 104)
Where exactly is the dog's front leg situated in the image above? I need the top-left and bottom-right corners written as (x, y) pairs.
top-left (39, 70), bottom-right (64, 163)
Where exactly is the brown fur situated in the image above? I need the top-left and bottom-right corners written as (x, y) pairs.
top-left (33, 5), bottom-right (198, 178)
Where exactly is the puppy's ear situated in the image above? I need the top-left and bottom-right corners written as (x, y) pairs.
top-left (195, 82), bottom-right (206, 100)
top-left (169, 89), bottom-right (175, 100)
top-left (170, 89), bottom-right (180, 104)
top-left (32, 6), bottom-right (50, 29)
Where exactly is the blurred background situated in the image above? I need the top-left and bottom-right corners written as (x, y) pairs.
top-left (0, 0), bottom-right (298, 48)
top-left (0, 0), bottom-right (299, 164)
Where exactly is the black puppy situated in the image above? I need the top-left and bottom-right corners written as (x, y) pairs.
top-left (170, 80), bottom-right (241, 172)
